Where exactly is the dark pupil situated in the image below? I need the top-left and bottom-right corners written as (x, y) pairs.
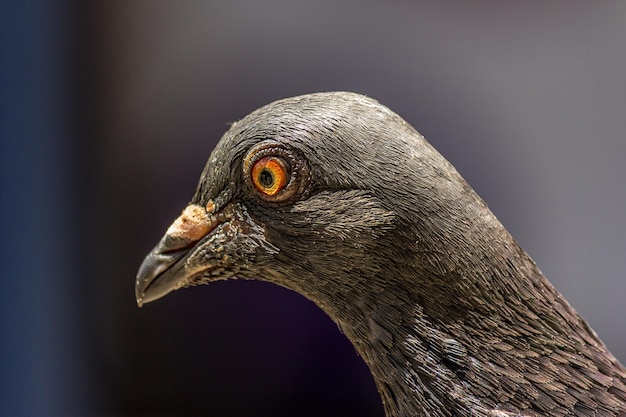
top-left (259, 169), bottom-right (274, 188)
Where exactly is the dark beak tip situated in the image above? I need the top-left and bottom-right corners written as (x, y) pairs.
top-left (135, 284), bottom-right (145, 307)
top-left (134, 256), bottom-right (156, 308)
top-left (135, 245), bottom-right (190, 308)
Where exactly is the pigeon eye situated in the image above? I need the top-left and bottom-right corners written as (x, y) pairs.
top-left (244, 143), bottom-right (309, 203)
top-left (250, 156), bottom-right (290, 197)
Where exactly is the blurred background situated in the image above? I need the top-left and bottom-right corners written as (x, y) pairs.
top-left (2, 1), bottom-right (625, 416)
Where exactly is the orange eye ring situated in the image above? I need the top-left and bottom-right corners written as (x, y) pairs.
top-left (250, 156), bottom-right (290, 196)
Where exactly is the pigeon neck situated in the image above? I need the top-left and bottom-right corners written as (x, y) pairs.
top-left (335, 246), bottom-right (626, 417)
top-left (338, 284), bottom-right (506, 417)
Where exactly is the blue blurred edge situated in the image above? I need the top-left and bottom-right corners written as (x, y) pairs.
top-left (0, 1), bottom-right (92, 414)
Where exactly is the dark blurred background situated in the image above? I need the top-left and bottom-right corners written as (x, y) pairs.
top-left (2, 1), bottom-right (625, 416)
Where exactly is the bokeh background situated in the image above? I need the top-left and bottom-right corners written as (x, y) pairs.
top-left (2, 1), bottom-right (625, 416)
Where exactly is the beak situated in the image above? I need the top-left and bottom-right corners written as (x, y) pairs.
top-left (135, 203), bottom-right (219, 306)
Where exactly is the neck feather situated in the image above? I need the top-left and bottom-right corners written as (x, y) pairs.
top-left (335, 233), bottom-right (626, 417)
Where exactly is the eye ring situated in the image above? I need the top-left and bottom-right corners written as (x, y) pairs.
top-left (243, 144), bottom-right (308, 203)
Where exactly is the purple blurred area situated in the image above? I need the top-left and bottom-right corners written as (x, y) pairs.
top-left (2, 1), bottom-right (625, 416)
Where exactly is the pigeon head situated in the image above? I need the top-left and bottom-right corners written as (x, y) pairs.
top-left (137, 92), bottom-right (489, 315)
top-left (136, 92), bottom-right (626, 417)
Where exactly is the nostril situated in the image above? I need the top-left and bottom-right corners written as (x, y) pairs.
top-left (166, 204), bottom-right (213, 242)
top-left (160, 235), bottom-right (198, 254)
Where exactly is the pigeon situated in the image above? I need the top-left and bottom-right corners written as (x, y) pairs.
top-left (136, 92), bottom-right (626, 417)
